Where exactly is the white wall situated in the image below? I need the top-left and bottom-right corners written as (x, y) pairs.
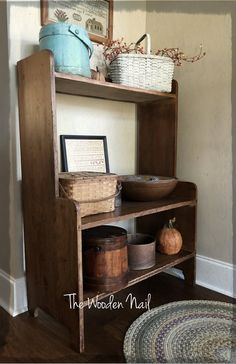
top-left (146, 3), bottom-right (233, 264)
top-left (57, 1), bottom-right (147, 175)
top-left (0, 1), bottom-right (10, 276)
top-left (0, 1), bottom-right (12, 313)
top-left (146, 1), bottom-right (235, 296)
top-left (1, 0), bottom-right (146, 315)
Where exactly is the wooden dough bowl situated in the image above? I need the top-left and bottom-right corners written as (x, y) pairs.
top-left (121, 175), bottom-right (178, 201)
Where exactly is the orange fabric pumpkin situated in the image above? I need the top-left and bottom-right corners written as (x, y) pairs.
top-left (157, 218), bottom-right (182, 255)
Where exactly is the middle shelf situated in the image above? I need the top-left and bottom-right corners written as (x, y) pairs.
top-left (81, 196), bottom-right (196, 230)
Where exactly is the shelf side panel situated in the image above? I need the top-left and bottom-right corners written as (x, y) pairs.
top-left (137, 80), bottom-right (178, 177)
top-left (17, 50), bottom-right (59, 314)
top-left (18, 51), bottom-right (84, 351)
top-left (17, 50), bottom-right (59, 202)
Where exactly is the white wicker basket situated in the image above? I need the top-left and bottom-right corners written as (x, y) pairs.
top-left (109, 34), bottom-right (174, 93)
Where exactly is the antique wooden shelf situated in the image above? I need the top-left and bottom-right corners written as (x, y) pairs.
top-left (17, 50), bottom-right (197, 353)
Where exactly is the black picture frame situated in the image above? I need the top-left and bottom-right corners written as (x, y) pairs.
top-left (60, 135), bottom-right (110, 173)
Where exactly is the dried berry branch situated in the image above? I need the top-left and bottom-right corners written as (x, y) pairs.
top-left (103, 38), bottom-right (144, 63)
top-left (103, 38), bottom-right (206, 66)
top-left (155, 44), bottom-right (206, 66)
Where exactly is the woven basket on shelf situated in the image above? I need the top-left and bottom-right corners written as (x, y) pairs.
top-left (109, 34), bottom-right (174, 93)
top-left (59, 172), bottom-right (118, 217)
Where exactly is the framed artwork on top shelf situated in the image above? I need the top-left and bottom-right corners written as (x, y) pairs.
top-left (60, 135), bottom-right (110, 173)
top-left (40, 0), bottom-right (113, 44)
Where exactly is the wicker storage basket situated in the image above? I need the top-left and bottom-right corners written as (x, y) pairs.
top-left (59, 172), bottom-right (118, 217)
top-left (109, 34), bottom-right (174, 92)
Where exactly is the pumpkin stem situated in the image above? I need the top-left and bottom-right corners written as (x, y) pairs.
top-left (168, 217), bottom-right (176, 229)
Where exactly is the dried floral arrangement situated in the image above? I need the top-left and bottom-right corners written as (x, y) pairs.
top-left (155, 46), bottom-right (206, 66)
top-left (103, 38), bottom-right (206, 66)
top-left (103, 39), bottom-right (145, 62)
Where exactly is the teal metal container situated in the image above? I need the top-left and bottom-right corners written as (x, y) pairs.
top-left (39, 23), bottom-right (93, 78)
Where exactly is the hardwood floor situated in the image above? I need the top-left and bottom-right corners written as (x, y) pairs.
top-left (0, 273), bottom-right (234, 363)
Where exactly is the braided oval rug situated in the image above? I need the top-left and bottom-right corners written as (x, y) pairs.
top-left (123, 300), bottom-right (236, 363)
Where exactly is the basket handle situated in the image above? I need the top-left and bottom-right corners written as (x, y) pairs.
top-left (69, 25), bottom-right (94, 58)
top-left (135, 33), bottom-right (151, 55)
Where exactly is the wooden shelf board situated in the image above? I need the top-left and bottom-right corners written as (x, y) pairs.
top-left (83, 250), bottom-right (195, 305)
top-left (55, 72), bottom-right (176, 103)
top-left (81, 198), bottom-right (196, 230)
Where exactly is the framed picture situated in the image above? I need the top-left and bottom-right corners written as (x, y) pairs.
top-left (60, 135), bottom-right (110, 173)
top-left (41, 0), bottom-right (113, 44)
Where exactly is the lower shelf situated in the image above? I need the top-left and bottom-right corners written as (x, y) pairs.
top-left (83, 249), bottom-right (195, 306)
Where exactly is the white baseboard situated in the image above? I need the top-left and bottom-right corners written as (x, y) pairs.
top-left (0, 254), bottom-right (234, 317)
top-left (167, 254), bottom-right (236, 298)
top-left (196, 255), bottom-right (235, 298)
top-left (0, 268), bottom-right (28, 316)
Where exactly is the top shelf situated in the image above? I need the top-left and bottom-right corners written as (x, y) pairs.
top-left (55, 72), bottom-right (176, 104)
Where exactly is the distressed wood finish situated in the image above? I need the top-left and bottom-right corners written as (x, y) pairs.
top-left (81, 182), bottom-right (196, 230)
top-left (138, 80), bottom-right (178, 177)
top-left (176, 257), bottom-right (196, 286)
top-left (40, 0), bottom-right (48, 26)
top-left (83, 250), bottom-right (195, 304)
top-left (136, 184), bottom-right (197, 254)
top-left (55, 72), bottom-right (176, 103)
top-left (17, 50), bottom-right (196, 353)
top-left (17, 50), bottom-right (84, 352)
top-left (87, 0), bottom-right (113, 44)
top-left (136, 81), bottom-right (196, 285)
top-left (82, 226), bottom-right (128, 292)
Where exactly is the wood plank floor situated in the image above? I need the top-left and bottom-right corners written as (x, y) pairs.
top-left (0, 273), bottom-right (234, 363)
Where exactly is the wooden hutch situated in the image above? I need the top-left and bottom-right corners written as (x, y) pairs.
top-left (17, 50), bottom-right (197, 352)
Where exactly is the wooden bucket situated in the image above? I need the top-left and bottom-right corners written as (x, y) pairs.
top-left (39, 23), bottom-right (93, 77)
top-left (127, 234), bottom-right (156, 270)
top-left (82, 225), bottom-right (128, 292)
